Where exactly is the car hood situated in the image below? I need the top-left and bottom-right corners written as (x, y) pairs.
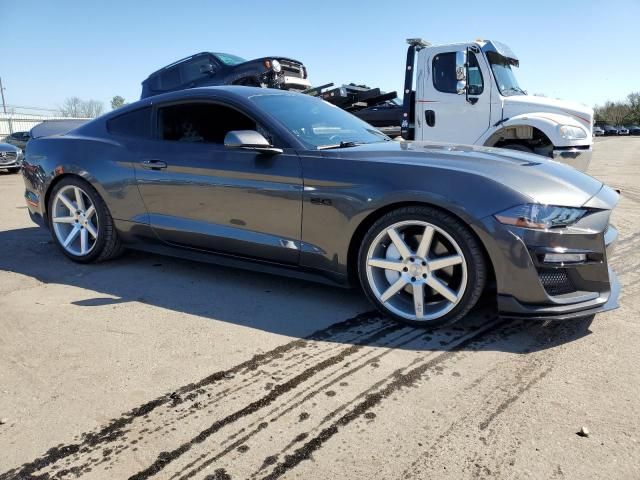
top-left (503, 95), bottom-right (593, 127)
top-left (323, 141), bottom-right (605, 208)
top-left (0, 142), bottom-right (19, 152)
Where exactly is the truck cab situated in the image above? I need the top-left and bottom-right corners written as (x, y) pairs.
top-left (403, 39), bottom-right (593, 171)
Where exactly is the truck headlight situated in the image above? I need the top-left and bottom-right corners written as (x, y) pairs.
top-left (559, 125), bottom-right (587, 140)
top-left (495, 204), bottom-right (587, 229)
top-left (271, 59), bottom-right (282, 73)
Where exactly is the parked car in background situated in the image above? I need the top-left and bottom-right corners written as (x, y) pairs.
top-left (22, 86), bottom-right (619, 326)
top-left (141, 52), bottom-right (311, 99)
top-left (0, 142), bottom-right (22, 173)
top-left (4, 131), bottom-right (31, 150)
top-left (593, 126), bottom-right (604, 136)
top-left (615, 126), bottom-right (629, 135)
top-left (598, 124), bottom-right (619, 136)
top-left (624, 125), bottom-right (640, 135)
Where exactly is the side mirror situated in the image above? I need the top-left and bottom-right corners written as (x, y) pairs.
top-left (455, 51), bottom-right (467, 95)
top-left (224, 130), bottom-right (283, 155)
top-left (200, 63), bottom-right (216, 76)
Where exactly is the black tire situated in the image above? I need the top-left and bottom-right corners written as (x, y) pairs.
top-left (501, 143), bottom-right (532, 153)
top-left (47, 176), bottom-right (124, 263)
top-left (357, 206), bottom-right (487, 327)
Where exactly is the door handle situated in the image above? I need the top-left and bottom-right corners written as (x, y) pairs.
top-left (425, 110), bottom-right (436, 127)
top-left (141, 159), bottom-right (167, 170)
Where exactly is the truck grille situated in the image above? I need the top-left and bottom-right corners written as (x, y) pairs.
top-left (538, 268), bottom-right (576, 296)
top-left (0, 151), bottom-right (17, 164)
top-left (279, 60), bottom-right (304, 78)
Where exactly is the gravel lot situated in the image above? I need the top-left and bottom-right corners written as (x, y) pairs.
top-left (1, 137), bottom-right (639, 480)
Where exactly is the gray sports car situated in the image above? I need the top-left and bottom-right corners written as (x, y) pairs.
top-left (21, 86), bottom-right (619, 326)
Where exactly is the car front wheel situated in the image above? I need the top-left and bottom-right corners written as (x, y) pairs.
top-left (48, 177), bottom-right (123, 263)
top-left (358, 206), bottom-right (487, 327)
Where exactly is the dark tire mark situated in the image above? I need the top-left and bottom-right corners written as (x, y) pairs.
top-left (128, 323), bottom-right (402, 480)
top-left (0, 311), bottom-right (381, 480)
top-left (256, 320), bottom-right (504, 480)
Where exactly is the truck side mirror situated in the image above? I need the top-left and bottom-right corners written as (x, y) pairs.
top-left (455, 51), bottom-right (467, 95)
top-left (200, 63), bottom-right (216, 76)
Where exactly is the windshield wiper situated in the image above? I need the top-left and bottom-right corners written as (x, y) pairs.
top-left (316, 141), bottom-right (364, 150)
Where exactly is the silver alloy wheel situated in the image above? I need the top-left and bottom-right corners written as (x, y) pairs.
top-left (51, 185), bottom-right (99, 256)
top-left (365, 220), bottom-right (467, 322)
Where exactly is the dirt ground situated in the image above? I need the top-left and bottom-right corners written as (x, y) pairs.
top-left (0, 137), bottom-right (638, 480)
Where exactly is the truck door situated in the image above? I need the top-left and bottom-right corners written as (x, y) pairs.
top-left (417, 47), bottom-right (491, 144)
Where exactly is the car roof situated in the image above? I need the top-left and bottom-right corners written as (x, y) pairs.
top-left (120, 86), bottom-right (305, 114)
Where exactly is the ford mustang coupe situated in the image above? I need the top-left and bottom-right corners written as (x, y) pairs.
top-left (22, 87), bottom-right (619, 326)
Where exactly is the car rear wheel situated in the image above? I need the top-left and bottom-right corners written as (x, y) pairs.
top-left (48, 177), bottom-right (123, 263)
top-left (358, 206), bottom-right (487, 327)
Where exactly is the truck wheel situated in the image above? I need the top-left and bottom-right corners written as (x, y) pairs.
top-left (358, 206), bottom-right (487, 327)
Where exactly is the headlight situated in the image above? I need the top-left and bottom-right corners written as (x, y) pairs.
top-left (494, 204), bottom-right (587, 229)
top-left (271, 59), bottom-right (281, 73)
top-left (558, 125), bottom-right (587, 140)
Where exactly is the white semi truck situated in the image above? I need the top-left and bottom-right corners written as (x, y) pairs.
top-left (314, 39), bottom-right (594, 171)
top-left (399, 39), bottom-right (593, 171)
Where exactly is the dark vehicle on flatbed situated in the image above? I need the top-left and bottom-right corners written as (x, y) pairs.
top-left (141, 52), bottom-right (310, 99)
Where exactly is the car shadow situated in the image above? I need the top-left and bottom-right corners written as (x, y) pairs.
top-left (0, 226), bottom-right (594, 354)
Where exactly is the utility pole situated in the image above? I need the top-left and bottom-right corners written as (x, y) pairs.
top-left (0, 77), bottom-right (6, 114)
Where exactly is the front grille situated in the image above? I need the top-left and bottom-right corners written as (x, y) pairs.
top-left (539, 268), bottom-right (576, 296)
top-left (0, 151), bottom-right (17, 164)
top-left (280, 60), bottom-right (303, 78)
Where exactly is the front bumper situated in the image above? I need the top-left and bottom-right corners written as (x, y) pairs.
top-left (474, 186), bottom-right (620, 321)
top-left (552, 146), bottom-right (592, 172)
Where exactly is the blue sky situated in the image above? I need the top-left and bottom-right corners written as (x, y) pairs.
top-left (2, 0), bottom-right (637, 112)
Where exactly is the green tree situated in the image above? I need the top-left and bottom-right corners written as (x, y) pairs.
top-left (111, 95), bottom-right (126, 110)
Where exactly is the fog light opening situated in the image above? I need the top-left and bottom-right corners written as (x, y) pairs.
top-left (543, 253), bottom-right (587, 264)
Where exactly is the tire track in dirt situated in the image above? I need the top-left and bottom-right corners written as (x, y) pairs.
top-left (170, 326), bottom-right (430, 480)
top-left (0, 310), bottom-right (385, 480)
top-left (126, 322), bottom-right (405, 480)
top-left (251, 319), bottom-right (506, 480)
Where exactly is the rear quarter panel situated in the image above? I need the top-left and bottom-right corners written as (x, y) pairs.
top-left (23, 131), bottom-right (146, 224)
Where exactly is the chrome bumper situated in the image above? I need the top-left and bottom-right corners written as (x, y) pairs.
top-left (552, 147), bottom-right (592, 172)
top-left (283, 76), bottom-right (311, 89)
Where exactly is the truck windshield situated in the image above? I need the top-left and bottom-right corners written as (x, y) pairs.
top-left (251, 93), bottom-right (390, 149)
top-left (486, 52), bottom-right (525, 96)
top-left (214, 53), bottom-right (247, 66)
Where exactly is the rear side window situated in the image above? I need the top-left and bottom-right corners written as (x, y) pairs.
top-left (107, 107), bottom-right (152, 138)
top-left (157, 103), bottom-right (257, 144)
top-left (160, 66), bottom-right (181, 90)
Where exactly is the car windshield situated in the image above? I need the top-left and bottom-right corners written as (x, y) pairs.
top-left (214, 53), bottom-right (247, 66)
top-left (486, 52), bottom-right (525, 96)
top-left (251, 93), bottom-right (390, 149)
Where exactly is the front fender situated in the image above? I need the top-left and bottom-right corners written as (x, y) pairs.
top-left (479, 112), bottom-right (590, 148)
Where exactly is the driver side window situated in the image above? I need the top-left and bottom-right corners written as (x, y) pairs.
top-left (157, 102), bottom-right (272, 145)
top-left (432, 52), bottom-right (484, 95)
